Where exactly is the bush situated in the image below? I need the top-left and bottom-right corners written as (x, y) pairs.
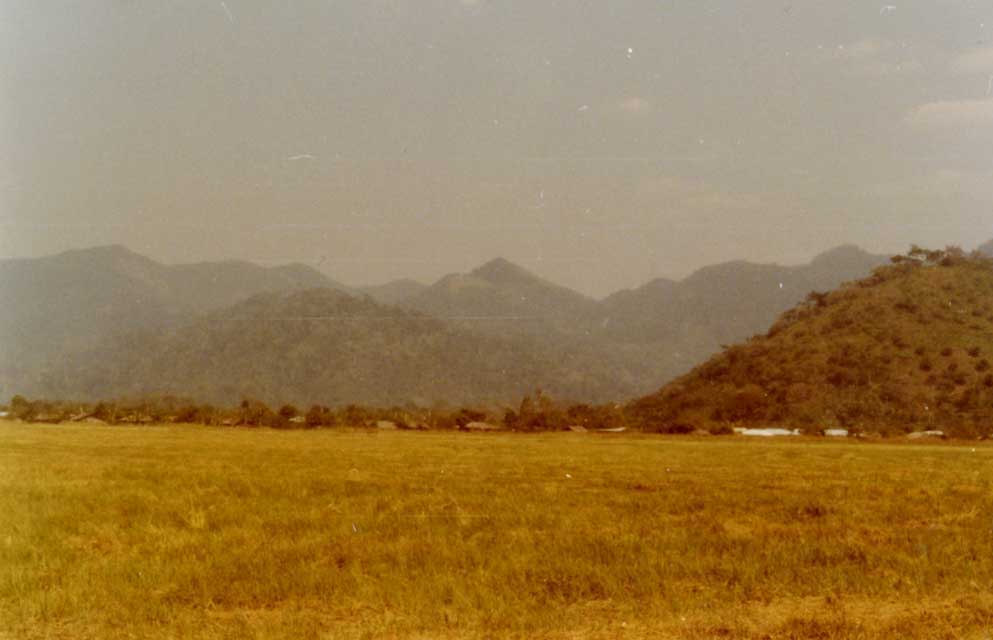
top-left (305, 405), bottom-right (333, 428)
top-left (454, 408), bottom-right (487, 428)
top-left (341, 404), bottom-right (372, 427)
top-left (662, 422), bottom-right (696, 435)
top-left (9, 395), bottom-right (31, 420)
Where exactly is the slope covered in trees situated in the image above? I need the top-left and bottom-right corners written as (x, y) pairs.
top-left (0, 246), bottom-right (351, 398)
top-left (629, 248), bottom-right (993, 437)
top-left (0, 247), bottom-right (347, 360)
top-left (37, 289), bottom-right (635, 406)
top-left (359, 279), bottom-right (428, 305)
top-left (400, 247), bottom-right (890, 392)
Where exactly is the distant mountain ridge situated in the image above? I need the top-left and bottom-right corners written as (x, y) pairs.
top-left (39, 288), bottom-right (635, 406)
top-left (401, 257), bottom-right (600, 337)
top-left (0, 246), bottom-right (350, 391)
top-left (1, 242), bottom-right (906, 405)
top-left (595, 244), bottom-right (889, 345)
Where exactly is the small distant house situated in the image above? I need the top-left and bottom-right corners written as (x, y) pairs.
top-left (464, 421), bottom-right (500, 431)
top-left (907, 430), bottom-right (945, 440)
top-left (741, 428), bottom-right (800, 437)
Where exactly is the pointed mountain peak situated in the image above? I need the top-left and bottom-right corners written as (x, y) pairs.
top-left (51, 245), bottom-right (161, 272)
top-left (471, 257), bottom-right (542, 286)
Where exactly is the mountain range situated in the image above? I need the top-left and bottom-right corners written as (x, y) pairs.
top-left (0, 245), bottom-right (348, 375)
top-left (3, 241), bottom-right (970, 407)
top-left (41, 289), bottom-right (632, 407)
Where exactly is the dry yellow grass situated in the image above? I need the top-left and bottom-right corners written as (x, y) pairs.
top-left (1, 422), bottom-right (991, 639)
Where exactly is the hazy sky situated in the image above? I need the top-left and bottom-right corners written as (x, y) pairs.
top-left (3, 1), bottom-right (992, 296)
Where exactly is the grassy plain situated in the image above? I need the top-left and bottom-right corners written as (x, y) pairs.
top-left (1, 422), bottom-right (991, 639)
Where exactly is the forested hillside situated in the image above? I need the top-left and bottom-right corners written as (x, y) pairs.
top-left (630, 247), bottom-right (993, 437)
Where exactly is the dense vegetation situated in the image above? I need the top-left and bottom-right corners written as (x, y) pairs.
top-left (33, 289), bottom-right (637, 406)
top-left (5, 388), bottom-right (634, 433)
top-left (0, 245), bottom-right (345, 366)
top-left (630, 247), bottom-right (993, 438)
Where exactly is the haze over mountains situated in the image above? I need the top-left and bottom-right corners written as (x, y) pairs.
top-left (44, 289), bottom-right (632, 407)
top-left (402, 257), bottom-right (601, 338)
top-left (1, 241), bottom-right (965, 407)
top-left (0, 246), bottom-right (348, 371)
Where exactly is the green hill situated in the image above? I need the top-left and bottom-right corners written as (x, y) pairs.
top-left (629, 248), bottom-right (993, 438)
top-left (0, 246), bottom-right (351, 399)
top-left (36, 288), bottom-right (636, 407)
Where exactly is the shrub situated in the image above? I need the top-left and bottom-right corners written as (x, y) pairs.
top-left (9, 395), bottom-right (32, 420)
top-left (455, 408), bottom-right (487, 428)
top-left (662, 422), bottom-right (696, 435)
top-left (305, 405), bottom-right (333, 428)
top-left (341, 404), bottom-right (372, 427)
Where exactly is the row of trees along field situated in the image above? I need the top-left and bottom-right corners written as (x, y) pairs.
top-left (3, 390), bottom-right (654, 433)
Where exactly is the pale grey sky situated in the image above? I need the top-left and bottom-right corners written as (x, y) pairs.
top-left (2, 0), bottom-right (992, 296)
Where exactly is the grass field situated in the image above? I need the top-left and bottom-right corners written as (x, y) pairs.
top-left (1, 422), bottom-right (991, 639)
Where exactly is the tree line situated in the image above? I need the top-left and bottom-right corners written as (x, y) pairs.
top-left (2, 390), bottom-right (668, 433)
